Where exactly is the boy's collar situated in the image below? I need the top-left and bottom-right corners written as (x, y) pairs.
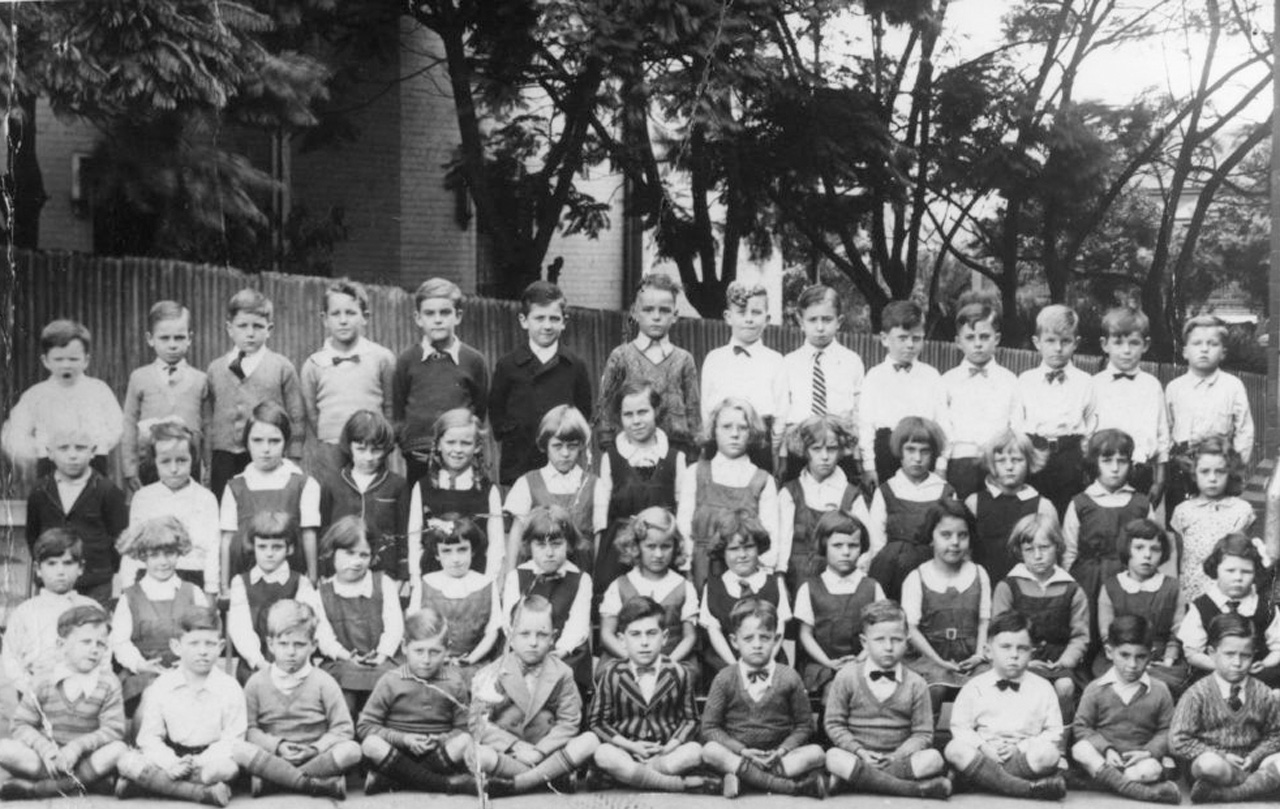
top-left (1099, 666), bottom-right (1150, 690)
top-left (527, 339), bottom-right (559, 360)
top-left (985, 480), bottom-right (1034, 500)
top-left (231, 345), bottom-right (264, 358)
top-left (1189, 367), bottom-right (1221, 383)
top-left (421, 337), bottom-right (460, 362)
top-left (53, 469), bottom-right (92, 486)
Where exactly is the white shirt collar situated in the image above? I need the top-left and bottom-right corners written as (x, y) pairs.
top-left (53, 663), bottom-right (101, 701)
top-left (889, 469), bottom-right (947, 491)
top-left (1007, 563), bottom-right (1074, 587)
top-left (316, 337), bottom-right (364, 361)
top-left (1085, 481), bottom-right (1136, 497)
top-left (436, 467), bottom-right (476, 489)
top-left (1116, 571), bottom-right (1165, 593)
top-left (1213, 673), bottom-right (1246, 701)
top-left (420, 338), bottom-right (461, 363)
top-left (800, 467), bottom-right (849, 491)
top-left (1097, 667), bottom-right (1151, 701)
top-left (330, 571), bottom-right (375, 598)
top-left (821, 568), bottom-right (865, 590)
top-left (251, 565), bottom-right (293, 585)
top-left (138, 574), bottom-right (184, 600)
top-left (1103, 363), bottom-right (1142, 378)
top-left (1191, 370), bottom-right (1221, 388)
top-left (517, 559), bottom-right (581, 577)
top-left (721, 568), bottom-right (769, 595)
top-left (633, 335), bottom-right (672, 356)
top-left (269, 662), bottom-right (314, 692)
top-left (541, 463), bottom-right (583, 484)
top-left (985, 480), bottom-right (1038, 500)
top-left (528, 340), bottom-right (558, 364)
top-left (616, 429), bottom-right (670, 462)
top-left (1205, 583), bottom-right (1257, 613)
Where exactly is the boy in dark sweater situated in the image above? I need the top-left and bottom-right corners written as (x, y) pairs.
top-left (1171, 612), bottom-right (1280, 803)
top-left (0, 605), bottom-right (126, 799)
top-left (824, 600), bottom-right (949, 798)
top-left (700, 597), bottom-right (826, 798)
top-left (1071, 615), bottom-right (1179, 804)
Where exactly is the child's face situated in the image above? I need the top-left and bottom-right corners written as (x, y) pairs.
top-left (1019, 534), bottom-right (1059, 579)
top-left (323, 292), bottom-right (367, 348)
top-left (900, 439), bottom-right (934, 482)
top-left (638, 530), bottom-right (675, 577)
top-left (730, 615), bottom-right (778, 670)
top-left (226, 311), bottom-right (272, 355)
top-left (170, 628), bottom-right (224, 677)
top-left (1216, 555), bottom-right (1255, 600)
top-left (254, 537), bottom-right (291, 573)
top-left (519, 302), bottom-right (566, 349)
top-left (41, 340), bottom-right (89, 384)
top-left (1032, 330), bottom-right (1077, 370)
top-left (990, 447), bottom-right (1028, 492)
top-left (620, 614), bottom-right (666, 668)
top-left (47, 432), bottom-right (94, 478)
top-left (826, 532), bottom-right (862, 576)
top-left (37, 550), bottom-right (83, 595)
top-left (1127, 536), bottom-right (1163, 580)
top-left (154, 438), bottom-right (193, 491)
top-left (985, 628), bottom-right (1033, 680)
top-left (349, 440), bottom-right (387, 476)
top-left (619, 391), bottom-right (658, 446)
top-left (861, 619), bottom-right (908, 671)
top-left (59, 622), bottom-right (109, 675)
top-left (404, 634), bottom-right (449, 679)
top-left (247, 421), bottom-right (286, 471)
top-left (724, 297), bottom-right (769, 345)
top-left (268, 630), bottom-right (315, 675)
top-left (632, 288), bottom-right (678, 341)
top-left (1194, 454), bottom-right (1229, 499)
top-left (148, 315), bottom-right (192, 366)
top-left (438, 425), bottom-right (478, 474)
top-left (799, 299), bottom-right (841, 349)
top-left (806, 439), bottom-right (840, 481)
top-left (1183, 326), bottom-right (1225, 375)
top-left (723, 534), bottom-right (761, 578)
top-left (333, 540), bottom-right (372, 582)
top-left (545, 435), bottom-right (582, 474)
top-left (1210, 635), bottom-right (1254, 684)
top-left (435, 540), bottom-right (474, 578)
top-left (932, 516), bottom-right (970, 567)
top-left (1105, 642), bottom-right (1151, 685)
top-left (1101, 331), bottom-right (1148, 372)
top-left (415, 297), bottom-right (461, 347)
top-left (1096, 451), bottom-right (1131, 492)
top-left (880, 325), bottom-right (924, 365)
top-left (955, 317), bottom-right (998, 366)
top-left (530, 535), bottom-right (569, 574)
top-left (142, 547), bottom-right (179, 582)
top-left (714, 407), bottom-right (750, 459)
top-left (509, 609), bottom-right (555, 667)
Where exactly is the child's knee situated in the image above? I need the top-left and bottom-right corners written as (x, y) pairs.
top-left (1125, 758), bottom-right (1163, 783)
top-left (92, 740), bottom-right (128, 770)
top-left (594, 744), bottom-right (627, 769)
top-left (1191, 752), bottom-right (1231, 782)
top-left (1069, 740), bottom-right (1100, 762)
top-left (825, 747), bottom-right (855, 772)
top-left (117, 750), bottom-right (147, 778)
top-left (943, 740), bottom-right (977, 769)
top-left (443, 732), bottom-right (473, 759)
top-left (568, 733), bottom-right (600, 760)
top-left (912, 749), bottom-right (944, 778)
top-left (0, 739), bottom-right (26, 766)
top-left (195, 755), bottom-right (239, 785)
top-left (331, 740), bottom-right (363, 770)
top-left (1023, 740), bottom-right (1060, 773)
top-left (1053, 677), bottom-right (1075, 699)
top-left (361, 736), bottom-right (392, 761)
top-left (1259, 754), bottom-right (1280, 774)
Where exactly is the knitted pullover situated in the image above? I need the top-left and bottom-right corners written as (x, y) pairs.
top-left (356, 665), bottom-right (468, 745)
top-left (206, 348), bottom-right (305, 456)
top-left (1170, 675), bottom-right (1280, 762)
top-left (391, 342), bottom-right (489, 454)
top-left (824, 662), bottom-right (933, 756)
top-left (244, 667), bottom-right (354, 752)
top-left (700, 663), bottom-right (812, 754)
top-left (1073, 677), bottom-right (1173, 757)
top-left (11, 671), bottom-right (126, 762)
top-left (596, 343), bottom-right (700, 449)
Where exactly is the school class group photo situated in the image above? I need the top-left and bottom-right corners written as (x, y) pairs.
top-left (0, 271), bottom-right (1269, 806)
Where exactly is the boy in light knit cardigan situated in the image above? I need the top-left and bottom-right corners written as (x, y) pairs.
top-left (824, 600), bottom-right (950, 799)
top-left (1171, 612), bottom-right (1280, 803)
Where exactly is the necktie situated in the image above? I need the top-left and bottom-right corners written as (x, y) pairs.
top-left (893, 362), bottom-right (912, 372)
top-left (733, 346), bottom-right (750, 357)
top-left (1112, 371), bottom-right (1137, 380)
top-left (737, 579), bottom-right (754, 596)
top-left (869, 669), bottom-right (896, 682)
top-left (446, 471), bottom-right (459, 490)
top-left (746, 669), bottom-right (769, 684)
top-left (165, 363), bottom-right (178, 384)
top-left (968, 365), bottom-right (988, 378)
top-left (995, 678), bottom-right (1020, 692)
top-left (1045, 369), bottom-right (1065, 384)
top-left (811, 351), bottom-right (827, 415)
top-left (1226, 600), bottom-right (1241, 613)
top-left (229, 351), bottom-right (246, 380)
top-left (332, 354), bottom-right (360, 366)
top-left (1229, 684), bottom-right (1243, 711)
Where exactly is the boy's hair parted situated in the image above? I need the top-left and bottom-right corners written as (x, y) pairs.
top-left (520, 280), bottom-right (567, 315)
top-left (709, 509), bottom-right (771, 561)
top-left (1106, 614), bottom-right (1153, 648)
top-left (266, 599), bottom-right (318, 640)
top-left (1185, 434), bottom-right (1245, 497)
top-left (252, 511), bottom-right (296, 545)
top-left (116, 515), bottom-right (193, 561)
top-left (147, 300), bottom-right (191, 333)
top-left (615, 506), bottom-right (686, 570)
top-left (979, 428), bottom-right (1047, 477)
top-left (784, 413), bottom-right (855, 458)
top-left (987, 609), bottom-right (1032, 640)
top-left (226, 288), bottom-right (273, 321)
top-left (633, 272), bottom-right (683, 303)
top-left (725, 280), bottom-right (768, 311)
top-left (616, 595), bottom-right (667, 632)
top-left (32, 528), bottom-right (84, 564)
top-left (1116, 518), bottom-right (1171, 565)
top-left (178, 605), bottom-right (223, 635)
top-left (58, 604), bottom-right (110, 637)
top-left (814, 509), bottom-right (868, 556)
top-left (422, 513), bottom-right (488, 575)
top-left (794, 283), bottom-right (842, 316)
top-left (1201, 532), bottom-right (1263, 579)
top-left (319, 515), bottom-right (369, 563)
top-left (323, 278), bottom-right (371, 314)
top-left (1034, 304), bottom-right (1079, 338)
top-left (241, 400), bottom-right (293, 447)
top-left (404, 606), bottom-right (449, 643)
top-left (728, 596), bottom-right (779, 635)
top-left (1100, 306), bottom-right (1150, 339)
top-left (1085, 428), bottom-right (1135, 478)
top-left (917, 498), bottom-right (976, 549)
top-left (40, 319), bottom-right (92, 355)
top-left (413, 277), bottom-right (464, 309)
top-left (889, 416), bottom-right (946, 460)
top-left (1207, 612), bottom-right (1256, 650)
top-left (535, 404), bottom-right (590, 453)
top-left (953, 289), bottom-right (1002, 332)
top-left (702, 397), bottom-right (766, 458)
top-left (859, 599), bottom-right (908, 634)
top-left (340, 409), bottom-right (397, 460)
top-left (1006, 513), bottom-right (1066, 564)
top-left (613, 379), bottom-right (664, 424)
top-left (1181, 313), bottom-right (1230, 344)
top-left (148, 420), bottom-right (200, 461)
top-left (879, 299), bottom-right (925, 333)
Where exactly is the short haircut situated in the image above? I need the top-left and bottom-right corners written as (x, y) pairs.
top-left (521, 280), bottom-right (567, 314)
top-left (523, 505), bottom-right (588, 565)
top-left (634, 273), bottom-right (682, 304)
top-left (535, 405), bottom-right (590, 453)
top-left (613, 379), bottom-right (663, 423)
top-left (320, 515), bottom-right (369, 562)
top-left (728, 596), bottom-right (778, 634)
top-left (725, 281), bottom-right (768, 310)
top-left (57, 604), bottom-right (109, 638)
top-left (226, 288), bottom-right (273, 321)
top-left (710, 509), bottom-right (772, 560)
top-left (1117, 518), bottom-right (1171, 565)
top-left (41, 319), bottom-right (91, 354)
top-left (1006, 513), bottom-right (1066, 565)
top-left (979, 429), bottom-right (1045, 476)
top-left (340, 410), bottom-right (397, 459)
top-left (988, 610), bottom-right (1032, 640)
top-left (860, 599), bottom-right (907, 634)
top-left (918, 499), bottom-right (975, 548)
top-left (1034, 304), bottom-right (1079, 337)
top-left (616, 595), bottom-right (666, 632)
top-left (1085, 429), bottom-right (1135, 478)
top-left (702, 397), bottom-right (766, 459)
top-left (252, 511), bottom-right (296, 544)
top-left (266, 599), bottom-right (318, 639)
top-left (784, 414), bottom-right (855, 458)
top-left (879, 300), bottom-right (924, 332)
top-left (813, 510), bottom-right (868, 556)
top-left (511, 594), bottom-right (555, 630)
top-left (116, 515), bottom-right (193, 560)
top-left (404, 607), bottom-right (449, 642)
top-left (1201, 532), bottom-right (1262, 579)
top-left (33, 528), bottom-right (84, 564)
top-left (1100, 306), bottom-right (1149, 338)
top-left (1187, 435), bottom-right (1245, 497)
top-left (1182, 313), bottom-right (1229, 343)
top-left (614, 506), bottom-right (686, 570)
top-left (954, 289), bottom-right (1001, 332)
top-left (1207, 612), bottom-right (1256, 649)
top-left (795, 284), bottom-right (841, 316)
top-left (242, 400), bottom-right (293, 447)
top-left (1106, 614), bottom-right (1152, 648)
top-left (148, 421), bottom-right (200, 461)
top-left (323, 278), bottom-right (370, 314)
top-left (178, 606), bottom-right (223, 635)
top-left (889, 416), bottom-right (946, 460)
top-left (414, 277), bottom-right (464, 309)
top-left (147, 300), bottom-right (191, 332)
top-left (422, 514), bottom-right (488, 575)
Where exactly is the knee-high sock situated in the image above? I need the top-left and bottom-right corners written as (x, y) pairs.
top-left (736, 759), bottom-right (798, 795)
top-left (848, 760), bottom-right (931, 797)
top-left (125, 762), bottom-right (227, 806)
top-left (961, 754), bottom-right (1033, 798)
top-left (373, 749), bottom-right (452, 792)
top-left (237, 748), bottom-right (310, 792)
top-left (513, 750), bottom-right (578, 791)
top-left (488, 752), bottom-right (528, 779)
top-left (1093, 765), bottom-right (1179, 805)
top-left (1193, 767), bottom-right (1280, 803)
top-left (300, 750), bottom-right (344, 778)
top-left (624, 760), bottom-right (686, 792)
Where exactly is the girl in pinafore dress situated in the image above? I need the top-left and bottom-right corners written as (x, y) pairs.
top-left (778, 414), bottom-right (864, 600)
top-left (407, 514), bottom-right (500, 686)
top-left (964, 429), bottom-right (1057, 587)
top-left (900, 499), bottom-right (991, 714)
top-left (315, 515), bottom-right (404, 716)
top-left (407, 408), bottom-right (505, 580)
top-left (219, 401), bottom-right (322, 589)
top-left (1170, 436), bottom-right (1255, 603)
top-left (676, 397), bottom-right (776, 593)
top-left (865, 416), bottom-right (953, 601)
top-left (595, 381), bottom-right (686, 598)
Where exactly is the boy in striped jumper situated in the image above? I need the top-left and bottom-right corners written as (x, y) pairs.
top-left (1171, 613), bottom-right (1280, 803)
top-left (0, 605), bottom-right (126, 799)
top-left (824, 600), bottom-right (950, 799)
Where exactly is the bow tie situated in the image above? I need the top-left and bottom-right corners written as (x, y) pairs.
top-left (1112, 371), bottom-right (1137, 381)
top-left (746, 669), bottom-right (769, 684)
top-left (995, 678), bottom-right (1021, 692)
top-left (869, 669), bottom-right (896, 682)
top-left (332, 354), bottom-right (360, 365)
top-left (634, 664), bottom-right (657, 677)
top-left (1045, 369), bottom-right (1065, 383)
top-left (733, 346), bottom-right (751, 357)
top-left (893, 362), bottom-right (912, 373)
top-left (967, 365), bottom-right (988, 378)
top-left (537, 571), bottom-right (567, 581)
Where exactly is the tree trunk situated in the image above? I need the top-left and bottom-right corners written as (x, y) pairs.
top-left (11, 93), bottom-right (45, 249)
